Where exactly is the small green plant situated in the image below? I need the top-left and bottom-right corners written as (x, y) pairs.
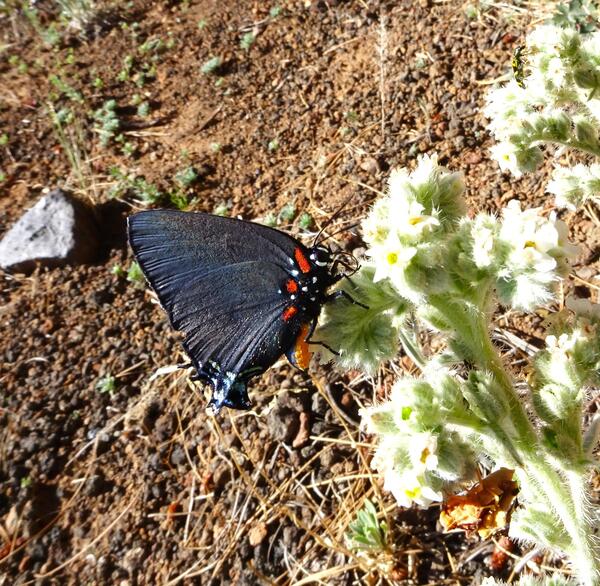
top-left (126, 261), bottom-right (145, 286)
top-left (261, 212), bottom-right (277, 227)
top-left (201, 56), bottom-right (222, 75)
top-left (20, 476), bottom-right (32, 489)
top-left (22, 3), bottom-right (60, 47)
top-left (92, 76), bottom-right (103, 89)
top-left (240, 32), bottom-right (256, 51)
top-left (48, 103), bottom-right (95, 199)
top-left (168, 190), bottom-right (189, 210)
top-left (93, 100), bottom-right (120, 147)
top-left (210, 142), bottom-right (221, 153)
top-left (174, 166), bottom-right (199, 188)
top-left (0, 133), bottom-right (8, 146)
top-left (347, 500), bottom-right (388, 552)
top-left (269, 5), bottom-right (282, 18)
top-left (267, 138), bottom-right (279, 152)
top-left (56, 107), bottom-right (74, 125)
top-left (111, 263), bottom-right (126, 277)
top-left (552, 0), bottom-right (598, 33)
top-left (213, 202), bottom-right (231, 216)
top-left (133, 63), bottom-right (156, 88)
top-left (463, 3), bottom-right (479, 19)
top-left (277, 202), bottom-right (296, 224)
top-left (64, 48), bottom-right (75, 65)
top-left (96, 374), bottom-right (117, 394)
top-left (139, 36), bottom-right (165, 56)
top-left (136, 101), bottom-right (150, 117)
top-left (120, 139), bottom-right (136, 157)
top-left (297, 211), bottom-right (313, 230)
top-left (8, 55), bottom-right (28, 74)
top-left (108, 168), bottom-right (162, 204)
top-left (198, 18), bottom-right (207, 29)
top-left (117, 55), bottom-right (134, 82)
top-left (49, 74), bottom-right (84, 103)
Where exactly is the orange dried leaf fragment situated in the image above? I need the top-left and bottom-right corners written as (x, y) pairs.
top-left (439, 467), bottom-right (519, 539)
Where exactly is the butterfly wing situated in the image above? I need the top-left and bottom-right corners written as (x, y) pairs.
top-left (128, 211), bottom-right (304, 411)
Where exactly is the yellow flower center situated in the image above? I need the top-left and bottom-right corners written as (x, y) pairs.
top-left (405, 486), bottom-right (421, 500)
top-left (387, 252), bottom-right (398, 265)
top-left (409, 216), bottom-right (424, 226)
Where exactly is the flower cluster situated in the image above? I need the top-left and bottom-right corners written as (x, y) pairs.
top-left (362, 154), bottom-right (465, 304)
top-left (494, 200), bottom-right (578, 310)
top-left (484, 23), bottom-right (600, 210)
top-left (361, 367), bottom-right (478, 507)
top-left (319, 151), bottom-right (599, 582)
top-left (546, 163), bottom-right (600, 209)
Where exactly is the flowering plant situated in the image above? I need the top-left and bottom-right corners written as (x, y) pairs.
top-left (484, 22), bottom-right (600, 210)
top-left (318, 155), bottom-right (600, 584)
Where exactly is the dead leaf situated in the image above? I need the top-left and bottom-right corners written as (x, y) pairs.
top-left (439, 468), bottom-right (518, 538)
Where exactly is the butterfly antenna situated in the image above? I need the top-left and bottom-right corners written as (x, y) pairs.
top-left (312, 193), bottom-right (356, 247)
top-left (316, 221), bottom-right (360, 245)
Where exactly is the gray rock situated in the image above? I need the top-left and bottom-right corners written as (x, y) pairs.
top-left (0, 189), bottom-right (99, 273)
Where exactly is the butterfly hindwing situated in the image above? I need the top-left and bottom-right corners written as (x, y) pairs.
top-left (128, 211), bottom-right (305, 411)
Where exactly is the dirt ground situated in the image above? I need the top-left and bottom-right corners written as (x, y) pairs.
top-left (1, 1), bottom-right (599, 584)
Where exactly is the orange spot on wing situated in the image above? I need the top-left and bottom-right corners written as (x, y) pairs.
top-left (294, 323), bottom-right (312, 370)
top-left (294, 247), bottom-right (311, 274)
top-left (282, 306), bottom-right (298, 321)
top-left (286, 278), bottom-right (299, 294)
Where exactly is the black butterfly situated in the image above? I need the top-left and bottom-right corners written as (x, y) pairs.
top-left (128, 211), bottom-right (360, 413)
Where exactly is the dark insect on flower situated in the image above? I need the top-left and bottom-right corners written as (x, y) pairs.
top-left (512, 45), bottom-right (527, 89)
top-left (128, 211), bottom-right (363, 414)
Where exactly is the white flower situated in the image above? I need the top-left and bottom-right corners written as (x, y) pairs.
top-left (526, 24), bottom-right (563, 53)
top-left (408, 153), bottom-right (440, 187)
top-left (499, 201), bottom-right (575, 268)
top-left (372, 432), bottom-right (443, 508)
top-left (484, 81), bottom-right (533, 139)
top-left (362, 198), bottom-right (391, 246)
top-left (369, 234), bottom-right (417, 284)
top-left (496, 201), bottom-right (577, 310)
top-left (546, 165), bottom-right (586, 210)
top-left (547, 163), bottom-right (600, 210)
top-left (545, 56), bottom-right (567, 88)
top-left (507, 271), bottom-right (556, 310)
top-left (382, 467), bottom-right (442, 508)
top-left (408, 432), bottom-right (439, 470)
top-left (582, 31), bottom-right (600, 59)
top-left (470, 214), bottom-right (499, 268)
top-left (544, 331), bottom-right (587, 388)
top-left (490, 142), bottom-right (523, 176)
top-left (387, 197), bottom-right (440, 240)
top-left (387, 166), bottom-right (412, 200)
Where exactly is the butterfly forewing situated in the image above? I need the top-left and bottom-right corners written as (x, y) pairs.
top-left (128, 211), bottom-right (304, 411)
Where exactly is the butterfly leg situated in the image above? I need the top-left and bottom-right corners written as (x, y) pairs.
top-left (303, 318), bottom-right (341, 356)
top-left (326, 289), bottom-right (369, 309)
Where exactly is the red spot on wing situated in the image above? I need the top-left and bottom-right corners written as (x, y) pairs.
top-left (294, 247), bottom-right (311, 274)
top-left (286, 279), bottom-right (299, 294)
top-left (282, 306), bottom-right (298, 321)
